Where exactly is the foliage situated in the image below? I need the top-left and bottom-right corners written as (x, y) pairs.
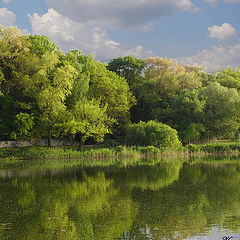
top-left (200, 82), bottom-right (240, 139)
top-left (87, 60), bottom-right (136, 135)
top-left (126, 120), bottom-right (182, 148)
top-left (29, 35), bottom-right (60, 56)
top-left (171, 89), bottom-right (205, 142)
top-left (215, 67), bottom-right (240, 90)
top-left (0, 25), bottom-right (38, 139)
top-left (131, 57), bottom-right (202, 123)
top-left (107, 55), bottom-right (145, 90)
top-left (1, 25), bottom-right (240, 144)
top-left (70, 98), bottom-right (114, 144)
top-left (186, 142), bottom-right (240, 153)
top-left (35, 52), bottom-right (76, 145)
top-left (182, 123), bottom-right (205, 144)
top-left (11, 113), bottom-right (34, 139)
top-left (65, 51), bottom-right (136, 137)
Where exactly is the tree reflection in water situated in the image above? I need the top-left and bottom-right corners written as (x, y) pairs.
top-left (0, 158), bottom-right (240, 239)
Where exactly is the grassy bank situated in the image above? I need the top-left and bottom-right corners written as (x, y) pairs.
top-left (0, 145), bottom-right (185, 161)
top-left (0, 142), bottom-right (240, 161)
top-left (186, 142), bottom-right (240, 154)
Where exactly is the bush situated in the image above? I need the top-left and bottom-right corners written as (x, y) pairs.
top-left (126, 120), bottom-right (182, 149)
top-left (186, 144), bottom-right (200, 153)
top-left (200, 142), bottom-right (240, 153)
top-left (138, 146), bottom-right (160, 155)
top-left (186, 142), bottom-right (240, 153)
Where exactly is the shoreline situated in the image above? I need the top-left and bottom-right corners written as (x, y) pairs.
top-left (0, 142), bottom-right (240, 161)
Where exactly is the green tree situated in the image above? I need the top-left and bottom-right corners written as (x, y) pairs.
top-left (171, 89), bottom-right (205, 142)
top-left (183, 123), bottom-right (205, 144)
top-left (29, 35), bottom-right (60, 56)
top-left (67, 98), bottom-right (114, 144)
top-left (0, 25), bottom-right (39, 139)
top-left (215, 67), bottom-right (240, 90)
top-left (107, 55), bottom-right (145, 90)
top-left (34, 52), bottom-right (76, 146)
top-left (132, 57), bottom-right (202, 124)
top-left (64, 51), bottom-right (91, 107)
top-left (64, 51), bottom-right (136, 139)
top-left (11, 113), bottom-right (34, 140)
top-left (89, 67), bottom-right (136, 134)
top-left (200, 82), bottom-right (240, 139)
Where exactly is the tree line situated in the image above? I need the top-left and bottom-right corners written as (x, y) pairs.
top-left (1, 25), bottom-right (240, 146)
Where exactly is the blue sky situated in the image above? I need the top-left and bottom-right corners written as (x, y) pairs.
top-left (1, 0), bottom-right (240, 71)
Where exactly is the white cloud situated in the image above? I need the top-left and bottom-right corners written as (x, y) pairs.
top-left (45, 0), bottom-right (196, 30)
top-left (0, 7), bottom-right (15, 27)
top-left (178, 22), bottom-right (240, 72)
top-left (177, 44), bottom-right (240, 72)
top-left (208, 23), bottom-right (237, 44)
top-left (2, 0), bottom-right (11, 4)
top-left (28, 9), bottom-right (154, 61)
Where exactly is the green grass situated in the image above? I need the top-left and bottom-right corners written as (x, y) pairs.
top-left (0, 146), bottom-right (141, 161)
top-left (187, 142), bottom-right (240, 154)
top-left (0, 142), bottom-right (240, 162)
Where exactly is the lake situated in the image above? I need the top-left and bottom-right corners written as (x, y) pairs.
top-left (0, 157), bottom-right (240, 240)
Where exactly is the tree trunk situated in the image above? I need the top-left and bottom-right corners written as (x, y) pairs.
top-left (48, 129), bottom-right (52, 147)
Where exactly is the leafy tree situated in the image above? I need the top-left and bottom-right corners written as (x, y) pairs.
top-left (64, 51), bottom-right (91, 108)
top-left (29, 35), bottom-right (60, 56)
top-left (170, 89), bottom-right (205, 142)
top-left (215, 67), bottom-right (240, 90)
top-left (132, 57), bottom-right (202, 124)
top-left (11, 113), bottom-right (34, 140)
top-left (107, 55), bottom-right (145, 90)
top-left (200, 82), bottom-right (240, 139)
top-left (0, 25), bottom-right (39, 139)
top-left (65, 51), bottom-right (136, 138)
top-left (89, 67), bottom-right (136, 133)
top-left (69, 54), bottom-right (136, 136)
top-left (67, 98), bottom-right (114, 144)
top-left (183, 123), bottom-right (205, 144)
top-left (34, 52), bottom-right (76, 146)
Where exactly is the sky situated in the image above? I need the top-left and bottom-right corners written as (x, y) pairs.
top-left (0, 0), bottom-right (240, 72)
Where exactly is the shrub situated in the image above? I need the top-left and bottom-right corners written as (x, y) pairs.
top-left (126, 120), bottom-right (182, 149)
top-left (138, 146), bottom-right (160, 155)
top-left (186, 144), bottom-right (200, 153)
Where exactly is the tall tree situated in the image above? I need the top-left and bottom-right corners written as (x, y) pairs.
top-left (65, 52), bottom-right (136, 137)
top-left (0, 25), bottom-right (38, 139)
top-left (200, 82), bottom-right (240, 139)
top-left (131, 57), bottom-right (202, 124)
top-left (107, 55), bottom-right (145, 90)
top-left (29, 35), bottom-right (60, 56)
top-left (171, 89), bottom-right (205, 143)
top-left (34, 52), bottom-right (76, 146)
top-left (215, 67), bottom-right (240, 90)
top-left (69, 98), bottom-right (114, 144)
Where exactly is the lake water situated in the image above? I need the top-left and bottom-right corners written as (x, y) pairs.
top-left (0, 157), bottom-right (240, 240)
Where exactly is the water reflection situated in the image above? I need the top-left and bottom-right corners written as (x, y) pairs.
top-left (0, 158), bottom-right (240, 239)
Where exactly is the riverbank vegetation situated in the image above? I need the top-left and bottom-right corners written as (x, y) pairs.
top-left (1, 142), bottom-right (240, 161)
top-left (1, 25), bottom-right (240, 149)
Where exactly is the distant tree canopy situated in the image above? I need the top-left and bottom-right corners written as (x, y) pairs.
top-left (108, 55), bottom-right (240, 143)
top-left (107, 55), bottom-right (145, 90)
top-left (1, 25), bottom-right (240, 146)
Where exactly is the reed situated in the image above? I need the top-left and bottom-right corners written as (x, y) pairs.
top-left (1, 142), bottom-right (240, 162)
top-left (187, 142), bottom-right (240, 154)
